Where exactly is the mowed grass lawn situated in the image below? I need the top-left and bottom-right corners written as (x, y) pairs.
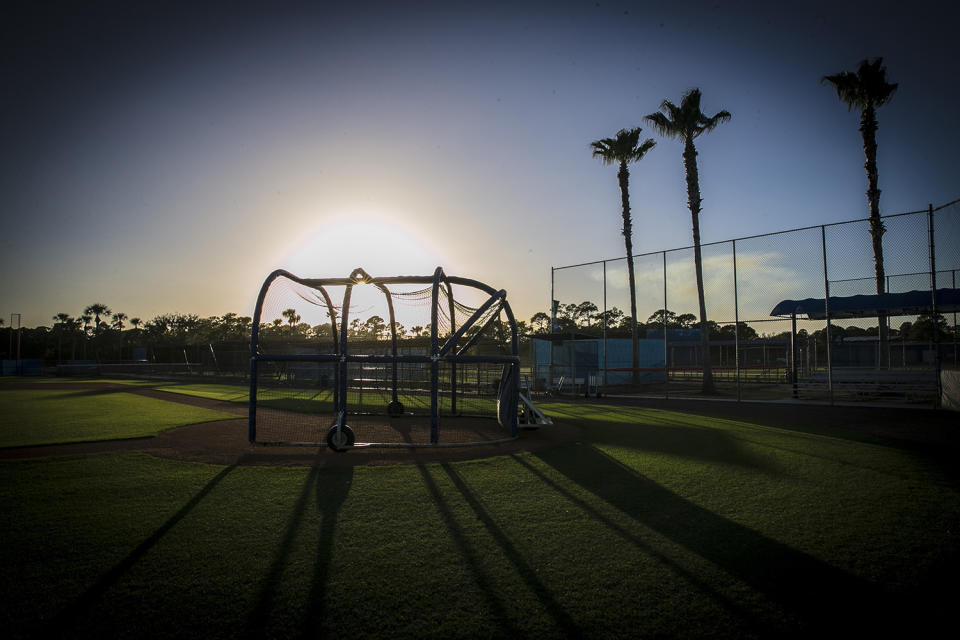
top-left (0, 388), bottom-right (237, 447)
top-left (1, 392), bottom-right (958, 638)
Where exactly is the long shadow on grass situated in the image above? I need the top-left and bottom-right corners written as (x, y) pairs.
top-left (302, 465), bottom-right (353, 636)
top-left (440, 463), bottom-right (584, 638)
top-left (565, 403), bottom-right (960, 488)
top-left (48, 464), bottom-right (237, 636)
top-left (245, 461), bottom-right (352, 638)
top-left (45, 387), bottom-right (127, 398)
top-left (595, 420), bottom-right (779, 472)
top-left (535, 444), bottom-right (895, 636)
top-left (508, 454), bottom-right (773, 637)
top-left (548, 404), bottom-right (778, 472)
top-left (416, 464), bottom-right (522, 637)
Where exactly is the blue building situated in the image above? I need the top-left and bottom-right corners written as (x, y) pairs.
top-left (532, 335), bottom-right (668, 388)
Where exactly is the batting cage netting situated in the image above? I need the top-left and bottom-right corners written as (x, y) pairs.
top-left (249, 267), bottom-right (522, 450)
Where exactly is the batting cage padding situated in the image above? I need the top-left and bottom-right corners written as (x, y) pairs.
top-left (249, 267), bottom-right (521, 448)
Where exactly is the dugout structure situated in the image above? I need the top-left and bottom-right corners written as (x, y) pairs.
top-left (249, 267), bottom-right (521, 450)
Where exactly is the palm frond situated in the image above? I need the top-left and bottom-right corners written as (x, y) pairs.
top-left (590, 127), bottom-right (654, 165)
top-left (822, 71), bottom-right (863, 111)
top-left (647, 89), bottom-right (729, 141)
top-left (697, 109), bottom-right (732, 136)
top-left (858, 58), bottom-right (898, 107)
top-left (680, 88), bottom-right (703, 118)
top-left (590, 138), bottom-right (616, 165)
top-left (631, 137), bottom-right (657, 160)
top-left (644, 111), bottom-right (678, 139)
top-left (823, 58), bottom-right (897, 111)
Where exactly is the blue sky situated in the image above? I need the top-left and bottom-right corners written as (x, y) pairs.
top-left (2, 0), bottom-right (958, 328)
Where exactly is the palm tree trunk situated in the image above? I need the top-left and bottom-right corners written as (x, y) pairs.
top-left (860, 105), bottom-right (889, 367)
top-left (618, 162), bottom-right (640, 385)
top-left (683, 139), bottom-right (715, 393)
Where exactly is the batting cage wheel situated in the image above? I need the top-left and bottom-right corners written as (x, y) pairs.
top-left (326, 424), bottom-right (355, 452)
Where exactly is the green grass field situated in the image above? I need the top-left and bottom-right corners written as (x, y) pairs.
top-left (0, 388), bottom-right (237, 447)
top-left (107, 379), bottom-right (496, 416)
top-left (1, 382), bottom-right (957, 638)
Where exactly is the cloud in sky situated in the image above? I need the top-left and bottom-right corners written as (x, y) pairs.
top-left (562, 248), bottom-right (811, 324)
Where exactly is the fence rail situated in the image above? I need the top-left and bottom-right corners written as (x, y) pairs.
top-left (547, 199), bottom-right (960, 407)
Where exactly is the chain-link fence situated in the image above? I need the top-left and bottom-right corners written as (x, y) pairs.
top-left (544, 199), bottom-right (960, 406)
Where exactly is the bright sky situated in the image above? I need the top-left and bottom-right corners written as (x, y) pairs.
top-left (2, 0), bottom-right (958, 329)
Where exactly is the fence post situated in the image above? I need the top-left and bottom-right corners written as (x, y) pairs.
top-left (663, 250), bottom-right (669, 400)
top-left (929, 204), bottom-right (941, 407)
top-left (791, 313), bottom-right (798, 398)
top-left (821, 225), bottom-right (834, 404)
top-left (549, 267), bottom-right (555, 389)
top-left (733, 239), bottom-right (741, 401)
top-left (953, 269), bottom-right (957, 368)
top-left (602, 260), bottom-right (607, 388)
top-left (550, 267), bottom-right (555, 331)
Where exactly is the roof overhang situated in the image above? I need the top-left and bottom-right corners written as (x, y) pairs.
top-left (770, 289), bottom-right (960, 319)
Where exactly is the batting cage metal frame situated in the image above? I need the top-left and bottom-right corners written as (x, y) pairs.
top-left (249, 267), bottom-right (522, 450)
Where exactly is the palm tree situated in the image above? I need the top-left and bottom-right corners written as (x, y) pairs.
top-left (78, 314), bottom-right (91, 359)
top-left (83, 304), bottom-right (111, 362)
top-left (646, 88), bottom-right (731, 393)
top-left (590, 127), bottom-right (656, 384)
top-left (130, 317), bottom-right (142, 331)
top-left (822, 58), bottom-right (898, 367)
top-left (281, 308), bottom-right (301, 335)
top-left (112, 312), bottom-right (127, 331)
top-left (83, 303), bottom-right (112, 335)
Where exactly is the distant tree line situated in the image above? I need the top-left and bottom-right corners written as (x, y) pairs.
top-left (526, 301), bottom-right (956, 345)
top-left (0, 301), bottom-right (953, 364)
top-left (0, 303), bottom-right (525, 363)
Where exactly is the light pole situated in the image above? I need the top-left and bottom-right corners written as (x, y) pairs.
top-left (9, 314), bottom-right (22, 374)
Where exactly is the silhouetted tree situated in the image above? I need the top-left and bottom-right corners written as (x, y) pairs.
top-left (529, 312), bottom-right (551, 334)
top-left (646, 89), bottom-right (730, 393)
top-left (571, 301), bottom-right (599, 329)
top-left (596, 307), bottom-right (626, 334)
top-left (675, 313), bottom-right (697, 329)
top-left (364, 315), bottom-right (387, 340)
top-left (79, 314), bottom-right (92, 358)
top-left (823, 58), bottom-right (898, 367)
top-left (281, 308), bottom-right (301, 335)
top-left (647, 309), bottom-right (678, 328)
top-left (590, 127), bottom-right (656, 383)
top-left (52, 313), bottom-right (72, 363)
top-left (904, 313), bottom-right (948, 342)
top-left (83, 303), bottom-right (111, 335)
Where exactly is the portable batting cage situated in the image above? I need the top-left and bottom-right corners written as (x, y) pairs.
top-left (249, 266), bottom-right (522, 450)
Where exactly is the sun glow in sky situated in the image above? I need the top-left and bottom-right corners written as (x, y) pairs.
top-left (1, 0), bottom-right (958, 329)
top-left (280, 211), bottom-right (453, 279)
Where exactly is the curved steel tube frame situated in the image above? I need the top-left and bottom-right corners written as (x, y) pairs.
top-left (249, 267), bottom-right (520, 445)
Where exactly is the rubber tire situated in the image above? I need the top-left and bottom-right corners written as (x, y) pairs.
top-left (387, 400), bottom-right (405, 416)
top-left (326, 424), bottom-right (355, 452)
